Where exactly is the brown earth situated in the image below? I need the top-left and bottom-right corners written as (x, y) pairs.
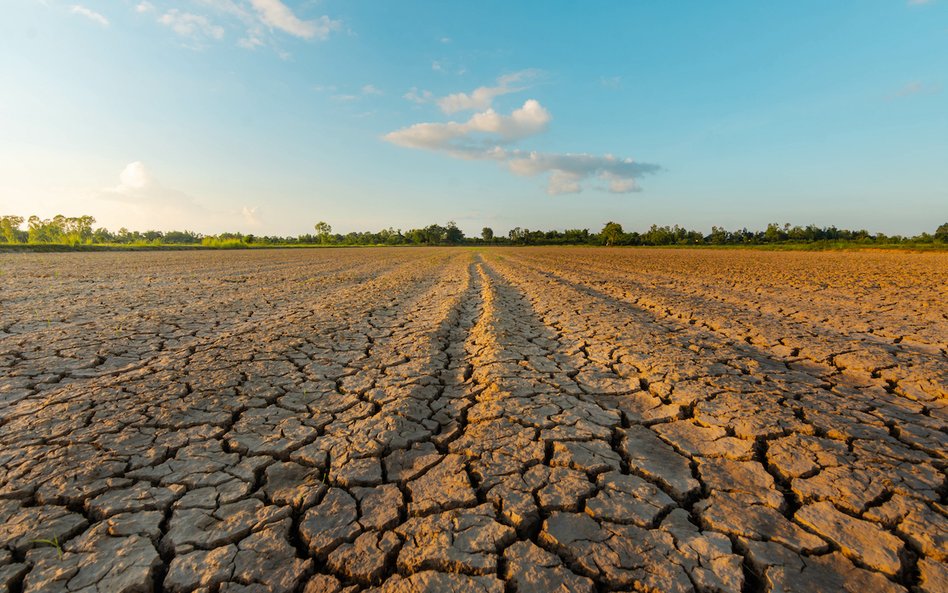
top-left (0, 247), bottom-right (945, 593)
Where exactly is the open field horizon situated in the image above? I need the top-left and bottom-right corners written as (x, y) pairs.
top-left (1, 247), bottom-right (945, 592)
top-left (3, 214), bottom-right (947, 251)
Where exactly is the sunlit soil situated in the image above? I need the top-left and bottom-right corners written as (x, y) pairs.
top-left (0, 247), bottom-right (945, 592)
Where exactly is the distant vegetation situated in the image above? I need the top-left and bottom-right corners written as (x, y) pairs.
top-left (1, 214), bottom-right (947, 249)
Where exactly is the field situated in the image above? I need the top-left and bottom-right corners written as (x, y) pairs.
top-left (0, 247), bottom-right (945, 593)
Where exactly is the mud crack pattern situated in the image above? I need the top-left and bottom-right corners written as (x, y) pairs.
top-left (0, 247), bottom-right (945, 593)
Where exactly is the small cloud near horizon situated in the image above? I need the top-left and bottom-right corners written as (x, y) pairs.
top-left (98, 162), bottom-right (260, 232)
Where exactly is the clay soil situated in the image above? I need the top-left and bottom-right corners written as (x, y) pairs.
top-left (0, 247), bottom-right (945, 593)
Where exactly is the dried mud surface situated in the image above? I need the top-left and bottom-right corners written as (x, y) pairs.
top-left (0, 247), bottom-right (945, 593)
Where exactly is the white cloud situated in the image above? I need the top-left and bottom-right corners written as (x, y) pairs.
top-left (385, 80), bottom-right (661, 195)
top-left (404, 87), bottom-right (433, 104)
top-left (241, 206), bottom-right (262, 226)
top-left (70, 5), bottom-right (109, 26)
top-left (546, 170), bottom-right (583, 195)
top-left (362, 84), bottom-right (383, 96)
top-left (118, 161), bottom-right (151, 190)
top-left (159, 9), bottom-right (225, 42)
top-left (104, 162), bottom-right (206, 227)
top-left (238, 35), bottom-right (264, 48)
top-left (384, 99), bottom-right (551, 155)
top-left (249, 0), bottom-right (340, 39)
top-left (506, 151), bottom-right (659, 195)
top-left (600, 172), bottom-right (638, 193)
top-left (437, 70), bottom-right (539, 114)
top-left (142, 0), bottom-right (341, 52)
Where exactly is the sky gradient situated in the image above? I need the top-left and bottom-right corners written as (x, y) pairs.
top-left (2, 1), bottom-right (946, 236)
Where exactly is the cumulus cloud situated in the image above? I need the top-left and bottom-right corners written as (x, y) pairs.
top-left (158, 10), bottom-right (225, 42)
top-left (437, 70), bottom-right (539, 114)
top-left (117, 161), bottom-right (151, 190)
top-left (71, 5), bottom-right (109, 26)
top-left (136, 2), bottom-right (155, 13)
top-left (384, 93), bottom-right (660, 195)
top-left (362, 84), bottom-right (383, 96)
top-left (384, 99), bottom-right (551, 156)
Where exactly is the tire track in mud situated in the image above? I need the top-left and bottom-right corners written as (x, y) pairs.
top-left (457, 257), bottom-right (748, 593)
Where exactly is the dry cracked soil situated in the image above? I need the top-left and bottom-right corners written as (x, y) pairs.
top-left (0, 247), bottom-right (945, 593)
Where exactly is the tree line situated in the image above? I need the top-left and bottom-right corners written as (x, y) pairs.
top-left (2, 214), bottom-right (947, 247)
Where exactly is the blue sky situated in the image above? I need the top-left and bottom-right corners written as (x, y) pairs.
top-left (1, 1), bottom-right (946, 236)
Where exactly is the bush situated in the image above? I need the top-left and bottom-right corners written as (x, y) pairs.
top-left (201, 237), bottom-right (248, 249)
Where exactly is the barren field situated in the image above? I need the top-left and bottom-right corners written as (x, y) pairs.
top-left (0, 247), bottom-right (945, 593)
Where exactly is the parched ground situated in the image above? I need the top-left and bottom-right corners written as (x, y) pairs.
top-left (0, 247), bottom-right (945, 593)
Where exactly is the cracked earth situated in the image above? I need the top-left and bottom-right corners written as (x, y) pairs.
top-left (0, 247), bottom-right (945, 593)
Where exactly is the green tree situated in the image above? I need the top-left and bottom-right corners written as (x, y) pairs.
top-left (935, 223), bottom-right (948, 243)
top-left (763, 223), bottom-right (784, 243)
top-left (61, 215), bottom-right (95, 245)
top-left (708, 226), bottom-right (729, 245)
top-left (422, 224), bottom-right (446, 244)
top-left (92, 227), bottom-right (115, 243)
top-left (445, 221), bottom-right (464, 244)
top-left (481, 227), bottom-right (494, 242)
top-left (600, 221), bottom-right (625, 246)
top-left (0, 215), bottom-right (24, 243)
top-left (563, 229), bottom-right (590, 244)
top-left (28, 216), bottom-right (65, 243)
top-left (314, 221), bottom-right (333, 244)
top-left (407, 228), bottom-right (426, 244)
